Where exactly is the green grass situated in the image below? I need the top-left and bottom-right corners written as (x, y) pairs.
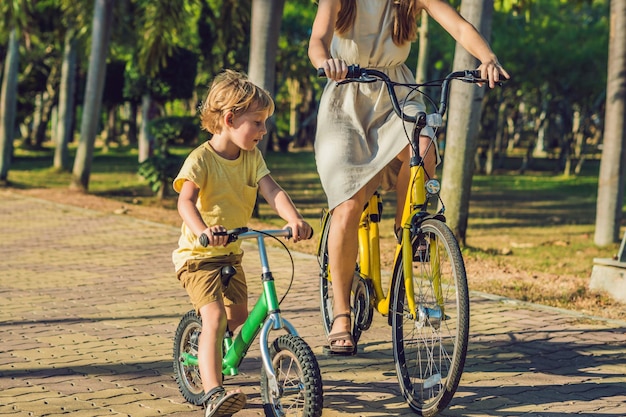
top-left (5, 142), bottom-right (625, 319)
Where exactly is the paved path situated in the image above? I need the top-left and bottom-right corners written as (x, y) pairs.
top-left (1, 191), bottom-right (625, 417)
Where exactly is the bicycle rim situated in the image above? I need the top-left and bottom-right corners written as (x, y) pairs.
top-left (172, 310), bottom-right (205, 405)
top-left (390, 219), bottom-right (469, 416)
top-left (260, 334), bottom-right (324, 417)
top-left (318, 210), bottom-right (334, 336)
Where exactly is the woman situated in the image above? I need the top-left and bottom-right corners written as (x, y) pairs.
top-left (309, 0), bottom-right (509, 354)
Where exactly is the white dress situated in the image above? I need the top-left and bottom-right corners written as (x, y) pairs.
top-left (315, 0), bottom-right (432, 210)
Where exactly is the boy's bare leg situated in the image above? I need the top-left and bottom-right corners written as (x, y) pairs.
top-left (198, 302), bottom-right (227, 392)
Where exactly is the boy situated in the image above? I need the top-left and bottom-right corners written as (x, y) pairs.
top-left (172, 69), bottom-right (312, 417)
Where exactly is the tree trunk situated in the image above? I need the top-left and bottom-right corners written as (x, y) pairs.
top-left (127, 101), bottom-right (138, 146)
top-left (71, 0), bottom-right (115, 192)
top-left (415, 10), bottom-right (429, 84)
top-left (34, 89), bottom-right (56, 148)
top-left (54, 28), bottom-right (78, 171)
top-left (288, 78), bottom-right (300, 137)
top-left (138, 94), bottom-right (153, 163)
top-left (595, 0), bottom-right (626, 246)
top-left (0, 28), bottom-right (20, 184)
top-left (247, 0), bottom-right (285, 155)
top-left (439, 0), bottom-right (493, 245)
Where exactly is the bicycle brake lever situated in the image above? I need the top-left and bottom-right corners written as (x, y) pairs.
top-left (336, 75), bottom-right (377, 86)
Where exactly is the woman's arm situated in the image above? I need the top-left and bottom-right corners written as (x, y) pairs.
top-left (308, 0), bottom-right (347, 80)
top-left (418, 0), bottom-right (509, 87)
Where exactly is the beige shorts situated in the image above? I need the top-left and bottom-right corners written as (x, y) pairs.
top-left (177, 253), bottom-right (247, 313)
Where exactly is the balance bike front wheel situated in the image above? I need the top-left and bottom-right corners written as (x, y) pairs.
top-left (173, 310), bottom-right (205, 405)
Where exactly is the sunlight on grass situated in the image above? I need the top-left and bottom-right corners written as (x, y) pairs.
top-left (6, 144), bottom-right (626, 321)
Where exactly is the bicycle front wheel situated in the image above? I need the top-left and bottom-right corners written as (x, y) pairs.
top-left (173, 310), bottom-right (204, 405)
top-left (260, 334), bottom-right (324, 417)
top-left (390, 219), bottom-right (469, 417)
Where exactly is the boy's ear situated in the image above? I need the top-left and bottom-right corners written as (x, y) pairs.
top-left (224, 111), bottom-right (235, 127)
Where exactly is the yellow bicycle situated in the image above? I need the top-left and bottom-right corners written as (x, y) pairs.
top-left (317, 67), bottom-right (486, 416)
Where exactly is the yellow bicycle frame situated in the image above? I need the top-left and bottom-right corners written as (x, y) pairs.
top-left (321, 158), bottom-right (444, 321)
top-left (397, 162), bottom-right (443, 320)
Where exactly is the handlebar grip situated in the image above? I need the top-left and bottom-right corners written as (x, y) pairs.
top-left (283, 226), bottom-right (314, 240)
top-left (316, 65), bottom-right (362, 79)
top-left (198, 227), bottom-right (249, 247)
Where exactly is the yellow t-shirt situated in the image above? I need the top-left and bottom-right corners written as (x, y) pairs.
top-left (172, 141), bottom-right (270, 272)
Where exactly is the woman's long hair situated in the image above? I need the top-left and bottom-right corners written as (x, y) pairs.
top-left (335, 0), bottom-right (420, 45)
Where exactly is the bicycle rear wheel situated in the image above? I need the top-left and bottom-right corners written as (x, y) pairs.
top-left (390, 219), bottom-right (469, 417)
top-left (260, 334), bottom-right (324, 417)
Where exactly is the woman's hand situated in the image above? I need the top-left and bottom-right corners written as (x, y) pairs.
top-left (477, 60), bottom-right (510, 88)
top-left (319, 58), bottom-right (348, 81)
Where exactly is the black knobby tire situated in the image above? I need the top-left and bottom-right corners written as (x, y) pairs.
top-left (173, 310), bottom-right (205, 405)
top-left (317, 211), bottom-right (362, 343)
top-left (260, 334), bottom-right (324, 417)
top-left (390, 219), bottom-right (469, 417)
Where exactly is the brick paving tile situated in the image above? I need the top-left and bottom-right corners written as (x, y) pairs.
top-left (2, 191), bottom-right (626, 417)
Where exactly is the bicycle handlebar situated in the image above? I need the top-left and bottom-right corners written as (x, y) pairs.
top-left (199, 227), bottom-right (312, 247)
top-left (317, 65), bottom-right (492, 125)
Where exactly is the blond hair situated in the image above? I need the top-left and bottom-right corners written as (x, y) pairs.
top-left (199, 69), bottom-right (275, 134)
top-left (336, 0), bottom-right (420, 45)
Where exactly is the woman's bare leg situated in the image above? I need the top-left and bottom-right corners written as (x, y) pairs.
top-left (327, 187), bottom-right (370, 347)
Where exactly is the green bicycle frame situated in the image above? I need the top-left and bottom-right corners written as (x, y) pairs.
top-left (180, 230), bottom-right (297, 380)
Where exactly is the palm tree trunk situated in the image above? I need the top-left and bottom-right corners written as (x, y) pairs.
top-left (0, 28), bottom-right (20, 184)
top-left (138, 94), bottom-right (154, 163)
top-left (55, 28), bottom-right (78, 171)
top-left (595, 0), bottom-right (626, 246)
top-left (415, 10), bottom-right (429, 84)
top-left (247, 0), bottom-right (285, 155)
top-left (71, 0), bottom-right (115, 192)
top-left (439, 0), bottom-right (494, 245)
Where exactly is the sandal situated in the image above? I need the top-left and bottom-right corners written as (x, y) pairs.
top-left (326, 313), bottom-right (356, 355)
top-left (201, 386), bottom-right (246, 417)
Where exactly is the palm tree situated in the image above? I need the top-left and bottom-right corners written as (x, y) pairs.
top-left (70, 0), bottom-right (195, 190)
top-left (0, 29), bottom-right (20, 184)
top-left (70, 0), bottom-right (115, 192)
top-left (439, 0), bottom-right (494, 245)
top-left (0, 0), bottom-right (31, 184)
top-left (135, 1), bottom-right (193, 163)
top-left (594, 0), bottom-right (626, 246)
top-left (54, 27), bottom-right (78, 172)
top-left (54, 0), bottom-right (89, 171)
top-left (248, 0), bottom-right (285, 154)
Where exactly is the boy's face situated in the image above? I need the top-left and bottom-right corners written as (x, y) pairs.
top-left (228, 108), bottom-right (270, 151)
